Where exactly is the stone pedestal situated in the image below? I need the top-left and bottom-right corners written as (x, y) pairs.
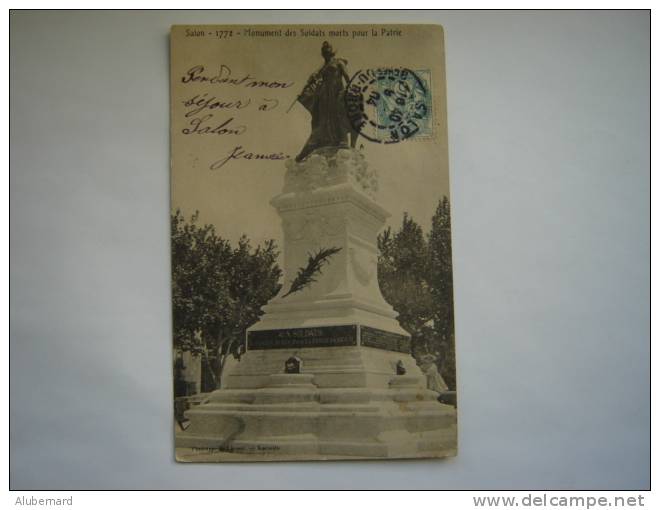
top-left (251, 147), bottom-right (406, 338)
top-left (176, 149), bottom-right (457, 461)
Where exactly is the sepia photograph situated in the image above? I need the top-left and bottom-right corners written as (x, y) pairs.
top-left (170, 24), bottom-right (458, 461)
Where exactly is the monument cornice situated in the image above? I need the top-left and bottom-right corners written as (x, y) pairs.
top-left (271, 182), bottom-right (390, 223)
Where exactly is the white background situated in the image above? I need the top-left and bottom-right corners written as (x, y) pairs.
top-left (9, 10), bottom-right (650, 489)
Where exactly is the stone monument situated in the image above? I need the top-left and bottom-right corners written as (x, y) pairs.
top-left (176, 148), bottom-right (457, 460)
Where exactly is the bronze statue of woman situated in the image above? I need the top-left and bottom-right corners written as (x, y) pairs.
top-left (294, 42), bottom-right (358, 162)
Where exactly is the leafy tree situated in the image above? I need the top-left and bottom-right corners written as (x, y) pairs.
top-left (377, 198), bottom-right (456, 390)
top-left (427, 196), bottom-right (456, 390)
top-left (171, 210), bottom-right (282, 387)
top-left (377, 213), bottom-right (435, 358)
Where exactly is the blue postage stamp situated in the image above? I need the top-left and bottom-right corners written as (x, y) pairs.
top-left (375, 69), bottom-right (432, 141)
top-left (346, 68), bottom-right (433, 144)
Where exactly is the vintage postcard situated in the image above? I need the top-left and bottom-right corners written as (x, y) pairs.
top-left (171, 24), bottom-right (456, 461)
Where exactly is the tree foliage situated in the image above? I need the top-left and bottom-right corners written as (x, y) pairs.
top-left (377, 197), bottom-right (456, 389)
top-left (171, 210), bottom-right (282, 381)
top-left (427, 196), bottom-right (455, 389)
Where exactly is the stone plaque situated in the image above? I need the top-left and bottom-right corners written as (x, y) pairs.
top-left (247, 325), bottom-right (357, 350)
top-left (360, 326), bottom-right (411, 353)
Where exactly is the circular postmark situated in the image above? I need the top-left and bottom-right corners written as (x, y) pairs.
top-left (344, 68), bottom-right (430, 144)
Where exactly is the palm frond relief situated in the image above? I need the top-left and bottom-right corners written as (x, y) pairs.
top-left (282, 246), bottom-right (342, 298)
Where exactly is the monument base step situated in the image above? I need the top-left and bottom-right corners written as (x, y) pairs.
top-left (175, 345), bottom-right (457, 461)
top-left (176, 384), bottom-right (457, 460)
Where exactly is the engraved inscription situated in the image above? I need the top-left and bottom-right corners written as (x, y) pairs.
top-left (360, 326), bottom-right (411, 353)
top-left (247, 325), bottom-right (357, 350)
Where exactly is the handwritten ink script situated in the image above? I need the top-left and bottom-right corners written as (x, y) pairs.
top-left (179, 64), bottom-right (294, 170)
